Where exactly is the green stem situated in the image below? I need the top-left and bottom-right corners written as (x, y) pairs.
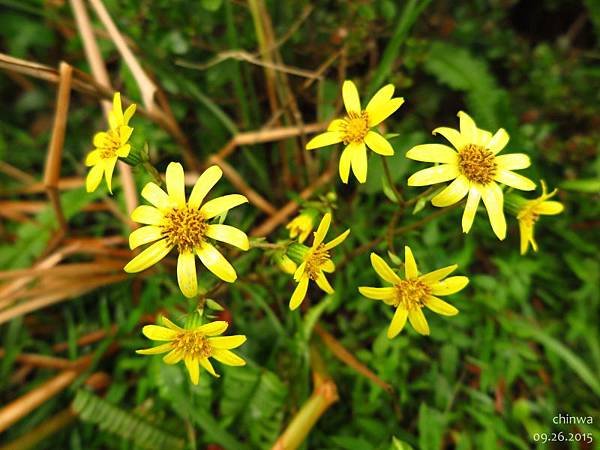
top-left (381, 155), bottom-right (404, 205)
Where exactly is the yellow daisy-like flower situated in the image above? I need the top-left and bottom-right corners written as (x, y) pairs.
top-left (406, 111), bottom-right (536, 240)
top-left (289, 213), bottom-right (350, 310)
top-left (359, 246), bottom-right (468, 337)
top-left (306, 80), bottom-right (404, 184)
top-left (85, 92), bottom-right (136, 193)
top-left (124, 162), bottom-right (249, 298)
top-left (516, 182), bottom-right (564, 255)
top-left (286, 209), bottom-right (317, 243)
top-left (137, 317), bottom-right (246, 385)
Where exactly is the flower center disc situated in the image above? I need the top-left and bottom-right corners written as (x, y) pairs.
top-left (306, 244), bottom-right (330, 280)
top-left (342, 111), bottom-right (369, 144)
top-left (458, 144), bottom-right (497, 184)
top-left (394, 279), bottom-right (430, 310)
top-left (162, 207), bottom-right (207, 253)
top-left (173, 331), bottom-right (212, 359)
top-left (99, 130), bottom-right (122, 159)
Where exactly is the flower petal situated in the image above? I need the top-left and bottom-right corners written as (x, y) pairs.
top-left (430, 276), bottom-right (469, 296)
top-left (495, 170), bottom-right (536, 191)
top-left (118, 126), bottom-right (133, 144)
top-left (200, 194), bottom-right (248, 219)
top-left (185, 358), bottom-right (200, 384)
top-left (209, 335), bottom-right (246, 349)
top-left (481, 182), bottom-right (506, 240)
top-left (324, 229), bottom-right (350, 250)
top-left (538, 201), bottom-right (564, 215)
top-left (495, 153), bottom-right (530, 171)
top-left (212, 349), bottom-right (246, 366)
top-left (93, 131), bottom-right (108, 148)
top-left (358, 286), bottom-right (396, 301)
top-left (407, 164), bottom-right (459, 186)
top-left (131, 205), bottom-right (164, 225)
top-left (189, 165), bottom-right (223, 209)
top-left (166, 162), bottom-right (186, 208)
top-left (85, 150), bottom-right (101, 166)
top-left (136, 343), bottom-right (173, 355)
top-left (306, 131), bottom-right (343, 150)
top-left (199, 357), bottom-right (219, 377)
top-left (116, 144), bottom-right (130, 158)
top-left (206, 224), bottom-right (249, 250)
top-left (419, 264), bottom-right (458, 284)
top-left (327, 119), bottom-right (345, 131)
top-left (408, 309), bottom-right (430, 335)
top-left (322, 259), bottom-right (335, 273)
top-left (462, 187), bottom-right (481, 233)
top-left (129, 226), bottom-right (164, 249)
top-left (365, 84), bottom-right (395, 115)
top-left (289, 276), bottom-right (309, 310)
top-left (424, 296), bottom-right (459, 316)
top-left (163, 350), bottom-right (183, 364)
top-left (338, 145), bottom-right (353, 183)
top-left (103, 157), bottom-right (118, 194)
top-left (86, 162), bottom-right (104, 193)
top-left (177, 251), bottom-right (197, 298)
top-left (368, 97), bottom-right (404, 127)
top-left (123, 103), bottom-right (136, 125)
top-left (124, 239), bottom-right (173, 273)
top-left (315, 272), bottom-right (334, 294)
top-left (486, 128), bottom-right (509, 154)
top-left (350, 141), bottom-right (368, 183)
top-left (364, 131), bottom-right (394, 156)
top-left (342, 80), bottom-right (361, 113)
top-left (141, 182), bottom-right (171, 210)
top-left (313, 213), bottom-right (331, 247)
top-left (457, 111), bottom-right (477, 143)
top-left (406, 144), bottom-right (458, 163)
top-left (431, 175), bottom-right (470, 207)
top-left (404, 246), bottom-right (418, 279)
top-left (161, 316), bottom-right (183, 331)
top-left (370, 253), bottom-right (402, 284)
top-left (196, 242), bottom-right (237, 282)
top-left (197, 321), bottom-right (228, 336)
top-left (387, 308), bottom-right (408, 339)
top-left (142, 325), bottom-right (177, 341)
top-left (519, 220), bottom-right (533, 255)
top-left (432, 127), bottom-right (466, 150)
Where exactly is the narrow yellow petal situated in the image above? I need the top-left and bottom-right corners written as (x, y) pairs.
top-left (85, 149), bottom-right (101, 166)
top-left (494, 170), bottom-right (536, 191)
top-left (116, 144), bottom-right (130, 158)
top-left (404, 246), bottom-right (418, 279)
top-left (136, 343), bottom-right (173, 355)
top-left (306, 131), bottom-right (343, 150)
top-left (370, 253), bottom-right (402, 284)
top-left (199, 357), bottom-right (219, 377)
top-left (408, 309), bottom-right (430, 335)
top-left (407, 164), bottom-right (459, 187)
top-left (86, 162), bottom-right (104, 193)
top-left (189, 165), bottom-right (223, 209)
top-left (142, 325), bottom-right (177, 341)
top-left (342, 80), bottom-right (361, 113)
top-left (123, 239), bottom-right (172, 273)
top-left (129, 226), bottom-right (164, 250)
top-left (208, 335), bottom-right (247, 349)
top-left (185, 358), bottom-right (200, 384)
top-left (358, 286), bottom-right (395, 301)
top-left (163, 350), bottom-right (183, 364)
top-left (419, 265), bottom-right (458, 284)
top-left (131, 205), bottom-right (164, 225)
top-left (166, 162), bottom-right (186, 208)
top-left (177, 251), bottom-right (197, 298)
top-left (430, 276), bottom-right (469, 296)
top-left (495, 153), bottom-right (530, 171)
top-left (112, 92), bottom-right (123, 121)
top-left (205, 224), bottom-right (249, 250)
top-left (161, 316), bottom-right (183, 331)
top-left (103, 157), bottom-right (118, 194)
top-left (481, 182), bottom-right (506, 240)
top-left (486, 128), bottom-right (509, 154)
top-left (327, 119), bottom-right (345, 131)
top-left (200, 194), bottom-right (248, 219)
top-left (324, 229), bottom-right (350, 250)
top-left (431, 175), bottom-right (470, 207)
top-left (475, 129), bottom-right (493, 148)
top-left (350, 142), bottom-right (368, 183)
top-left (519, 220), bottom-right (532, 255)
top-left (118, 126), bottom-right (133, 144)
top-left (293, 262), bottom-right (306, 282)
top-left (196, 242), bottom-right (237, 282)
top-left (364, 131), bottom-right (394, 156)
top-left (368, 97), bottom-right (404, 127)
top-left (406, 144), bottom-right (458, 163)
top-left (432, 127), bottom-right (465, 150)
top-left (289, 276), bottom-right (309, 310)
top-left (387, 308), bottom-right (408, 339)
top-left (313, 213), bottom-right (331, 247)
top-left (196, 321), bottom-right (228, 336)
top-left (424, 296), bottom-right (459, 316)
top-left (212, 349), bottom-right (246, 366)
top-left (457, 111), bottom-right (477, 143)
top-left (538, 201), bottom-right (564, 215)
top-left (322, 259), bottom-right (335, 273)
top-left (141, 182), bottom-right (171, 210)
top-left (315, 272), bottom-right (334, 294)
top-left (123, 103), bottom-right (136, 125)
top-left (338, 145), bottom-right (353, 183)
top-left (462, 187), bottom-right (481, 233)
top-left (93, 131), bottom-right (108, 148)
top-left (365, 84), bottom-right (394, 116)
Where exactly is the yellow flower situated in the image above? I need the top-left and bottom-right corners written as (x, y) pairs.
top-left (306, 80), bottom-right (404, 184)
top-left (406, 111), bottom-right (536, 240)
top-left (286, 209), bottom-right (317, 243)
top-left (124, 162), bottom-right (249, 298)
top-left (137, 317), bottom-right (246, 385)
top-left (85, 92), bottom-right (136, 193)
top-left (359, 246), bottom-right (468, 337)
top-left (274, 253), bottom-right (298, 275)
top-left (289, 213), bottom-right (350, 310)
top-left (517, 182), bottom-right (564, 255)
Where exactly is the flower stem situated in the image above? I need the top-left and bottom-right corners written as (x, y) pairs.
top-left (381, 155), bottom-right (404, 205)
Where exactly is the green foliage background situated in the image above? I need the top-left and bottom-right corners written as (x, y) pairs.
top-left (0, 0), bottom-right (599, 449)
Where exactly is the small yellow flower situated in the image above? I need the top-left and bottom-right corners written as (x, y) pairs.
top-left (274, 253), bottom-right (298, 275)
top-left (137, 317), bottom-right (246, 385)
top-left (124, 162), bottom-right (249, 298)
top-left (406, 111), bottom-right (536, 240)
top-left (306, 80), bottom-right (404, 184)
top-left (359, 246), bottom-right (468, 337)
top-left (286, 209), bottom-right (317, 243)
top-left (85, 92), bottom-right (136, 193)
top-left (289, 213), bottom-right (350, 310)
top-left (517, 182), bottom-right (564, 255)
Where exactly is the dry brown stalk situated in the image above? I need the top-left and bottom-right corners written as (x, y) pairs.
top-left (0, 352), bottom-right (79, 370)
top-left (0, 408), bottom-right (77, 450)
top-left (0, 161), bottom-right (36, 184)
top-left (52, 325), bottom-right (117, 353)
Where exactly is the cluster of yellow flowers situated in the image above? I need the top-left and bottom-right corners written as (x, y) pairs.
top-left (85, 83), bottom-right (563, 383)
